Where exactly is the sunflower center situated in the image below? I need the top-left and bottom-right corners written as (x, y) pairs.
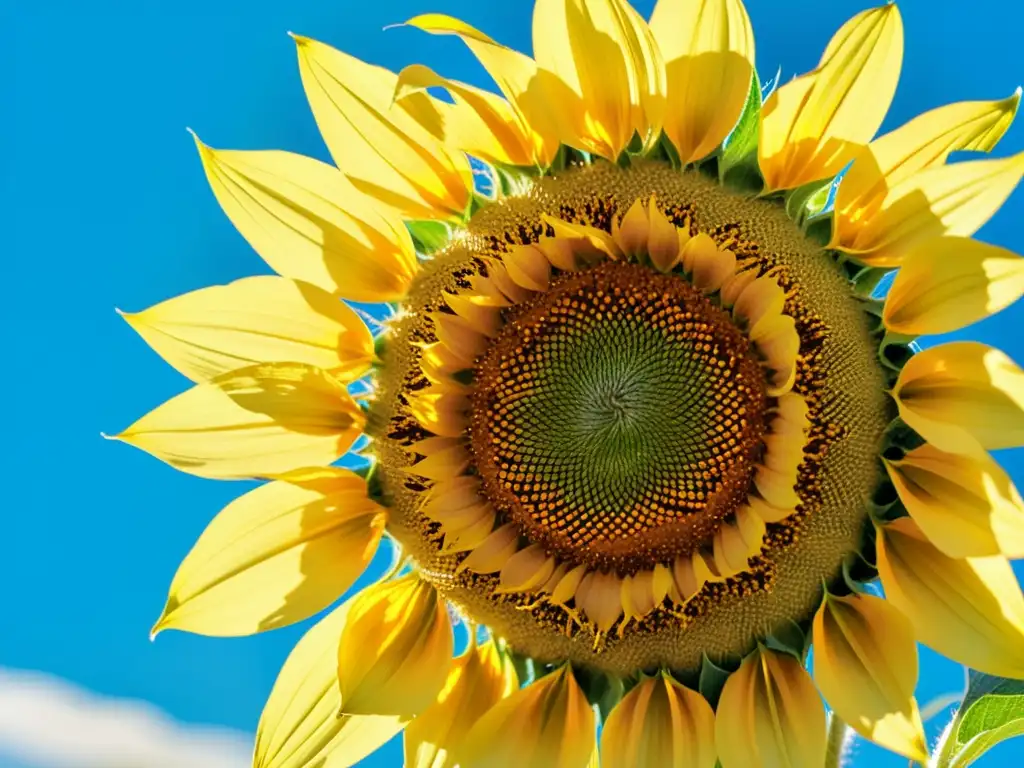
top-left (470, 261), bottom-right (769, 571)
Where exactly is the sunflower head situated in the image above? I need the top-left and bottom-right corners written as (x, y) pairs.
top-left (113, 1), bottom-right (1024, 766)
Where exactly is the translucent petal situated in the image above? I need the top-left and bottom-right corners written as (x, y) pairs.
top-left (254, 600), bottom-right (405, 768)
top-left (458, 666), bottom-right (596, 767)
top-left (294, 36), bottom-right (471, 220)
top-left (113, 362), bottom-right (363, 479)
top-left (649, 0), bottom-right (755, 164)
top-left (716, 646), bottom-right (826, 768)
top-left (121, 276), bottom-right (373, 383)
top-left (337, 575), bottom-right (454, 717)
top-left (886, 443), bottom-right (1024, 558)
top-left (876, 517), bottom-right (1024, 678)
top-left (813, 593), bottom-right (927, 761)
top-left (760, 5), bottom-right (903, 190)
top-left (192, 140), bottom-right (417, 301)
top-left (883, 236), bottom-right (1024, 334)
top-left (153, 469), bottom-right (383, 637)
top-left (894, 342), bottom-right (1024, 457)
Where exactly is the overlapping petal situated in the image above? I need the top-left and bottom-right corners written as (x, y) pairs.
top-left (457, 665), bottom-right (596, 768)
top-left (192, 139), bottom-right (417, 301)
top-left (876, 517), bottom-right (1024, 679)
top-left (885, 443), bottom-right (1024, 558)
top-left (835, 91), bottom-right (1021, 228)
top-left (394, 64), bottom-right (535, 167)
top-left (760, 4), bottom-right (904, 190)
top-left (892, 342), bottom-right (1024, 457)
top-left (812, 592), bottom-right (927, 762)
top-left (254, 599), bottom-right (406, 768)
top-left (337, 574), bottom-right (454, 718)
top-left (533, 0), bottom-right (665, 158)
top-left (294, 35), bottom-right (472, 219)
top-left (883, 236), bottom-right (1024, 335)
top-left (715, 646), bottom-right (826, 768)
top-left (649, 0), bottom-right (754, 165)
top-left (112, 362), bottom-right (364, 479)
top-left (404, 638), bottom-right (518, 768)
top-left (601, 671), bottom-right (716, 768)
top-left (153, 468), bottom-right (384, 637)
top-left (403, 14), bottom-right (562, 166)
top-left (833, 151), bottom-right (1024, 266)
top-left (120, 276), bottom-right (374, 383)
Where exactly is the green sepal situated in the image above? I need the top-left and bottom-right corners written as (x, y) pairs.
top-left (575, 667), bottom-right (627, 721)
top-left (852, 266), bottom-right (893, 298)
top-left (406, 219), bottom-right (452, 255)
top-left (698, 652), bottom-right (739, 708)
top-left (804, 213), bottom-right (834, 247)
top-left (719, 68), bottom-right (763, 183)
top-left (650, 132), bottom-right (682, 170)
top-left (362, 462), bottom-right (389, 506)
top-left (934, 672), bottom-right (1024, 768)
top-left (882, 419), bottom-right (927, 458)
top-left (493, 162), bottom-right (539, 196)
top-left (878, 330), bottom-right (917, 373)
top-left (547, 144), bottom-right (592, 175)
top-left (764, 618), bottom-right (811, 660)
top-left (784, 178), bottom-right (833, 227)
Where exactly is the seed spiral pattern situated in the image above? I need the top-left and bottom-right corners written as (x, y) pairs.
top-left (471, 262), bottom-right (768, 572)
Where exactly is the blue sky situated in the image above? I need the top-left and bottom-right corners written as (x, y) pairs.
top-left (3, 0), bottom-right (1023, 765)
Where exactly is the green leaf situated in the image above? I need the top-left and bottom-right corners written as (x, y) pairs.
top-left (719, 68), bottom-right (762, 182)
top-left (405, 219), bottom-right (451, 255)
top-left (936, 672), bottom-right (1024, 768)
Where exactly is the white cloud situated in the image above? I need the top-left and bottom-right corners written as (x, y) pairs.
top-left (0, 668), bottom-right (251, 768)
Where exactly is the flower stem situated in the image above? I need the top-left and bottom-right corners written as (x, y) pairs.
top-left (825, 712), bottom-right (851, 768)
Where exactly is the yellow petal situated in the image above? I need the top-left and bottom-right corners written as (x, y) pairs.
top-left (394, 64), bottom-right (534, 167)
top-left (112, 362), bottom-right (363, 479)
top-left (404, 639), bottom-right (518, 768)
top-left (504, 244), bottom-right (552, 291)
top-left (835, 90), bottom-right (1021, 224)
top-left (882, 236), bottom-right (1024, 334)
top-left (458, 665), bottom-right (596, 767)
top-left (713, 505), bottom-right (766, 576)
top-left (407, 391), bottom-right (469, 438)
top-left (120, 276), bottom-right (373, 384)
top-left (577, 570), bottom-right (625, 632)
top-left (611, 198), bottom-right (648, 258)
top-left (812, 592), bottom-right (927, 762)
top-left (532, 0), bottom-right (664, 158)
top-left (601, 672), bottom-right (716, 768)
top-left (647, 200), bottom-right (682, 271)
top-left (153, 469), bottom-right (383, 637)
top-left (294, 36), bottom-right (472, 220)
top-left (403, 14), bottom-right (561, 166)
top-left (893, 342), bottom-right (1024, 457)
top-left (498, 545), bottom-right (557, 594)
top-left (834, 151), bottom-right (1024, 266)
top-left (192, 139), bottom-right (417, 301)
top-left (877, 516), bottom-right (1024, 678)
top-left (457, 524), bottom-right (520, 574)
top-left (543, 215), bottom-right (624, 260)
top-left (337, 574), bottom-right (454, 717)
top-left (759, 5), bottom-right (904, 190)
top-left (649, 0), bottom-right (755, 164)
top-left (886, 443), bottom-right (1024, 558)
top-left (254, 599), bottom-right (406, 768)
top-left (716, 646), bottom-right (826, 768)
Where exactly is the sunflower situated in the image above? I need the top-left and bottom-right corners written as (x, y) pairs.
top-left (111, 0), bottom-right (1024, 765)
